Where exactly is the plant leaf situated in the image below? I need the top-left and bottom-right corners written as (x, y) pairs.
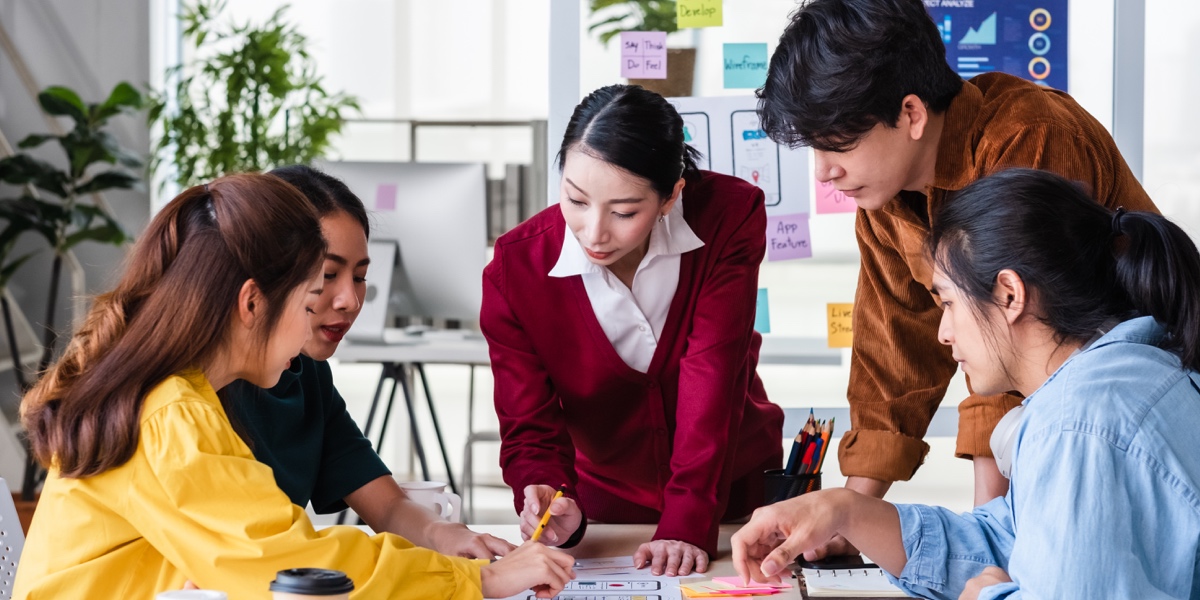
top-left (92, 82), bottom-right (144, 121)
top-left (16, 134), bottom-right (58, 150)
top-left (0, 155), bottom-right (69, 198)
top-left (0, 252), bottom-right (37, 288)
top-left (74, 170), bottom-right (142, 195)
top-left (38, 86), bottom-right (87, 122)
top-left (63, 205), bottom-right (128, 249)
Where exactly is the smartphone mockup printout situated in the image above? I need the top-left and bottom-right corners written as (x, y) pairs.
top-left (679, 111), bottom-right (712, 171)
top-left (730, 109), bottom-right (781, 207)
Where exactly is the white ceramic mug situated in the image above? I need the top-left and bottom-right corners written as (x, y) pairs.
top-left (397, 480), bottom-right (461, 522)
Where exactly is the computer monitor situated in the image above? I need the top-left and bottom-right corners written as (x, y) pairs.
top-left (315, 160), bottom-right (488, 326)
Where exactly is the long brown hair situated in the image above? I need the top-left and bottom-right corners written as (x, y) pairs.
top-left (20, 173), bottom-right (325, 478)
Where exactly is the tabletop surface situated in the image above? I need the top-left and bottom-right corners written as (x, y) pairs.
top-left (335, 522), bottom-right (907, 599)
top-left (473, 523), bottom-right (802, 599)
top-left (334, 332), bottom-right (841, 367)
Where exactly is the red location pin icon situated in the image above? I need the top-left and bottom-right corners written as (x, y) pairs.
top-left (752, 170), bottom-right (760, 184)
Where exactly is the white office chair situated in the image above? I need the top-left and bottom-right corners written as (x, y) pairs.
top-left (0, 477), bottom-right (26, 598)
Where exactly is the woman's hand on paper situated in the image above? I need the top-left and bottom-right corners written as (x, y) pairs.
top-left (480, 540), bottom-right (577, 599)
top-left (426, 520), bottom-right (516, 559)
top-left (959, 566), bottom-right (1011, 600)
top-left (633, 539), bottom-right (709, 576)
top-left (520, 484), bottom-right (582, 546)
top-left (730, 489), bottom-right (849, 584)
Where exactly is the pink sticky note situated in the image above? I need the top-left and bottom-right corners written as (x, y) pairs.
top-left (620, 31), bottom-right (668, 80)
top-left (814, 179), bottom-right (856, 214)
top-left (376, 183), bottom-right (397, 212)
top-left (712, 576), bottom-right (792, 590)
top-left (766, 213), bottom-right (813, 261)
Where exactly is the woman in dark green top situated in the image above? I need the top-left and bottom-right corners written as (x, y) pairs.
top-left (224, 165), bottom-right (514, 559)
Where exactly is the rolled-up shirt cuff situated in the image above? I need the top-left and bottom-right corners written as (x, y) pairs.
top-left (888, 504), bottom-right (951, 595)
top-left (838, 429), bottom-right (930, 482)
top-left (955, 393), bottom-right (1024, 460)
top-left (979, 582), bottom-right (1020, 600)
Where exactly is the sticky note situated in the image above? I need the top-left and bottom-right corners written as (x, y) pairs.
top-left (711, 576), bottom-right (791, 590)
top-left (766, 213), bottom-right (812, 261)
top-left (814, 178), bottom-right (856, 214)
top-left (754, 288), bottom-right (770, 334)
top-left (723, 43), bottom-right (769, 89)
top-left (827, 303), bottom-right (853, 348)
top-left (677, 0), bottom-right (722, 28)
top-left (375, 183), bottom-right (397, 212)
top-left (620, 31), bottom-right (667, 79)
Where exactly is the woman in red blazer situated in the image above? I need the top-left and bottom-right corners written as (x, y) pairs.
top-left (481, 84), bottom-right (783, 577)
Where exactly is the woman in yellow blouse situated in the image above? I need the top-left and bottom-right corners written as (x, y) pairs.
top-left (13, 173), bottom-right (574, 600)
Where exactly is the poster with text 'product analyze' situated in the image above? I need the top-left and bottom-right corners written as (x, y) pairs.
top-left (923, 0), bottom-right (1068, 91)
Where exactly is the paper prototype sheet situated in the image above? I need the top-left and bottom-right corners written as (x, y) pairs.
top-left (489, 556), bottom-right (683, 600)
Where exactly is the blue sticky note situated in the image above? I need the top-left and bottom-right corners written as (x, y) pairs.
top-left (723, 43), bottom-right (769, 89)
top-left (754, 288), bottom-right (771, 334)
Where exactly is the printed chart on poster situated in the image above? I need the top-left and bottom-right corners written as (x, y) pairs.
top-left (923, 0), bottom-right (1068, 91)
top-left (666, 95), bottom-right (810, 216)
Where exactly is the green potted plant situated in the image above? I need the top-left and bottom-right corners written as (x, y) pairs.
top-left (588, 0), bottom-right (696, 98)
top-left (0, 82), bottom-right (142, 515)
top-left (149, 0), bottom-right (360, 188)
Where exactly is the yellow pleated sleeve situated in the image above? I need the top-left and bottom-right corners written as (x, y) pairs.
top-left (13, 371), bottom-right (486, 600)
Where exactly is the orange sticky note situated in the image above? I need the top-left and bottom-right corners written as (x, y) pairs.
top-left (827, 303), bottom-right (853, 348)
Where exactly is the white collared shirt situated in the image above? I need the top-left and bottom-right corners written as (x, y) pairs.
top-left (549, 199), bottom-right (705, 372)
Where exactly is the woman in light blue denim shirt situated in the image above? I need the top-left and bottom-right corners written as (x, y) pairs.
top-left (731, 168), bottom-right (1200, 599)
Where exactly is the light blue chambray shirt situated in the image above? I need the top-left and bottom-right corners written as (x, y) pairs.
top-left (886, 316), bottom-right (1200, 599)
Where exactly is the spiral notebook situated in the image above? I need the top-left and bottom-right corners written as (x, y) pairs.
top-left (799, 567), bottom-right (909, 598)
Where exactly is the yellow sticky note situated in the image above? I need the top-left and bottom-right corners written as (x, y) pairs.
top-left (827, 303), bottom-right (853, 348)
top-left (677, 0), bottom-right (723, 29)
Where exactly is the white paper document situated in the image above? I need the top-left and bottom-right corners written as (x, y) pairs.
top-left (489, 557), bottom-right (682, 600)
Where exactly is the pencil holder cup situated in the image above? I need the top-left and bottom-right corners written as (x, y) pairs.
top-left (763, 469), bottom-right (822, 505)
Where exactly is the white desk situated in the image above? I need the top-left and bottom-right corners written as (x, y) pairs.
top-left (334, 332), bottom-right (490, 365)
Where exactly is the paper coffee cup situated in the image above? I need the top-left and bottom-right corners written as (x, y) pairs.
top-left (270, 568), bottom-right (355, 599)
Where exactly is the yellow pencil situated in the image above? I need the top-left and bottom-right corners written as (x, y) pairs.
top-left (531, 485), bottom-right (567, 543)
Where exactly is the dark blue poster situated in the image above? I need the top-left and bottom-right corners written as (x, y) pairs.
top-left (923, 0), bottom-right (1069, 92)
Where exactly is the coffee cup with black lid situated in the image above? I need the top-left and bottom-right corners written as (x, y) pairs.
top-left (269, 568), bottom-right (355, 600)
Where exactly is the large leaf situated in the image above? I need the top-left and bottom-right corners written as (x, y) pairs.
top-left (16, 134), bottom-right (58, 150)
top-left (0, 251), bottom-right (36, 288)
top-left (64, 223), bottom-right (127, 250)
top-left (61, 128), bottom-right (114, 178)
top-left (0, 196), bottom-right (62, 244)
top-left (38, 86), bottom-right (87, 123)
top-left (74, 170), bottom-right (142, 195)
top-left (63, 204), bottom-right (128, 250)
top-left (92, 82), bottom-right (144, 122)
top-left (0, 155), bottom-right (69, 198)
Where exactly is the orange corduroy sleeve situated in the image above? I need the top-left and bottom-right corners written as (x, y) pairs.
top-left (838, 210), bottom-right (953, 481)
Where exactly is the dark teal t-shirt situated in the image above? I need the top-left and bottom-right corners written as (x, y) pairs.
top-left (223, 355), bottom-right (391, 513)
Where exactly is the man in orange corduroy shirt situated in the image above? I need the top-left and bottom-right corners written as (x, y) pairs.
top-left (757, 0), bottom-right (1156, 559)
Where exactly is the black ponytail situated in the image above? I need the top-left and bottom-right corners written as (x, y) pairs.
top-left (930, 168), bottom-right (1200, 372)
top-left (1112, 211), bottom-right (1200, 371)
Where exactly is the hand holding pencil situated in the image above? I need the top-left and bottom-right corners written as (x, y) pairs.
top-left (520, 484), bottom-right (582, 546)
